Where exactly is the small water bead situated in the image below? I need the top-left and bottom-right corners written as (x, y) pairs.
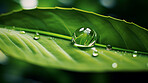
top-left (72, 27), bottom-right (97, 47)
top-left (132, 54), bottom-right (137, 57)
top-left (20, 31), bottom-right (25, 34)
top-left (91, 47), bottom-right (98, 57)
top-left (92, 50), bottom-right (99, 57)
top-left (134, 51), bottom-right (137, 53)
top-left (112, 63), bottom-right (117, 68)
top-left (33, 32), bottom-right (40, 40)
top-left (106, 44), bottom-right (112, 50)
top-left (132, 51), bottom-right (137, 57)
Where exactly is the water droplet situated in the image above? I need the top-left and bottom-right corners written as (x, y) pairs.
top-left (92, 50), bottom-right (99, 57)
top-left (134, 51), bottom-right (137, 53)
top-left (114, 51), bottom-right (117, 53)
top-left (91, 47), bottom-right (98, 57)
top-left (20, 31), bottom-right (25, 34)
top-left (132, 54), bottom-right (137, 57)
top-left (33, 32), bottom-right (40, 40)
top-left (106, 44), bottom-right (112, 50)
top-left (72, 27), bottom-right (97, 47)
top-left (132, 51), bottom-right (137, 57)
top-left (112, 63), bottom-right (117, 68)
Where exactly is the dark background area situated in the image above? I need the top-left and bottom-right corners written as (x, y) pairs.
top-left (0, 57), bottom-right (147, 83)
top-left (0, 0), bottom-right (148, 28)
top-left (0, 0), bottom-right (147, 83)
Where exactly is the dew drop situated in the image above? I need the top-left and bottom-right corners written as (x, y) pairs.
top-left (72, 27), bottom-right (97, 47)
top-left (106, 44), bottom-right (112, 50)
top-left (132, 54), bottom-right (137, 57)
top-left (91, 47), bottom-right (98, 57)
top-left (92, 50), bottom-right (99, 57)
top-left (20, 31), bottom-right (25, 34)
top-left (134, 51), bottom-right (137, 53)
top-left (132, 51), bottom-right (137, 57)
top-left (112, 63), bottom-right (117, 68)
top-left (33, 32), bottom-right (40, 40)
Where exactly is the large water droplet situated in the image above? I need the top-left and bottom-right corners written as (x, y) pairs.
top-left (106, 44), bottom-right (112, 50)
top-left (112, 63), bottom-right (117, 68)
top-left (72, 27), bottom-right (97, 47)
top-left (33, 32), bottom-right (40, 40)
top-left (20, 31), bottom-right (25, 34)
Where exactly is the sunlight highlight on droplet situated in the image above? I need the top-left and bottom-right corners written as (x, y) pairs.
top-left (20, 0), bottom-right (38, 9)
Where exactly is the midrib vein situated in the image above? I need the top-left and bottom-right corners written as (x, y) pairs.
top-left (9, 27), bottom-right (148, 55)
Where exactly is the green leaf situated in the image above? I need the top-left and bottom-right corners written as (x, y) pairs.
top-left (0, 7), bottom-right (148, 72)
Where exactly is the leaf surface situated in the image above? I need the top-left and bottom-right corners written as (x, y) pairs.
top-left (0, 7), bottom-right (148, 72)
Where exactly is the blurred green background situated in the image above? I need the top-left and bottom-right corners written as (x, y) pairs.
top-left (0, 0), bottom-right (148, 83)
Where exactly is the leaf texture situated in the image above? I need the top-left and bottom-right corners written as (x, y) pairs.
top-left (0, 7), bottom-right (148, 72)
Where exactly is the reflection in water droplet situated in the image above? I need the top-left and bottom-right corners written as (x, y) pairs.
top-left (33, 32), bottom-right (40, 40)
top-left (20, 31), bottom-right (25, 34)
top-left (72, 27), bottom-right (97, 47)
top-left (112, 63), bottom-right (117, 68)
top-left (106, 44), bottom-right (112, 50)
top-left (92, 50), bottom-right (98, 57)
